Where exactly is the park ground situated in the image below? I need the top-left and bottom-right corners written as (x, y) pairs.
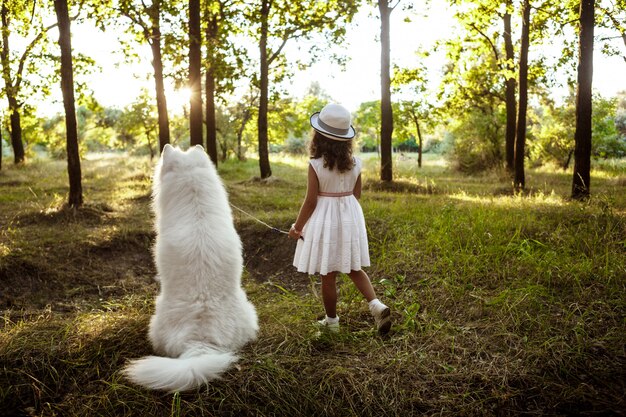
top-left (0, 152), bottom-right (625, 416)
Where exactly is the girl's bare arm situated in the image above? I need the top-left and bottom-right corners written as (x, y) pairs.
top-left (353, 174), bottom-right (362, 200)
top-left (293, 164), bottom-right (319, 232)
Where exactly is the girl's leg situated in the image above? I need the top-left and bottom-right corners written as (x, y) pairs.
top-left (320, 272), bottom-right (338, 318)
top-left (348, 270), bottom-right (377, 302)
top-left (349, 269), bottom-right (392, 335)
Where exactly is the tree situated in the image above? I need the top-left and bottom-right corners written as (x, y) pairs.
top-left (204, 0), bottom-right (219, 165)
top-left (513, 0), bottom-right (530, 191)
top-left (503, 0), bottom-right (516, 172)
top-left (0, 1), bottom-right (57, 164)
top-left (203, 0), bottom-right (246, 167)
top-left (441, 0), bottom-right (522, 173)
top-left (392, 63), bottom-right (430, 168)
top-left (572, 0), bottom-right (594, 200)
top-left (530, 95), bottom-right (576, 169)
top-left (231, 89), bottom-right (258, 161)
top-left (249, 0), bottom-right (359, 179)
top-left (257, 0), bottom-right (271, 178)
top-left (189, 0), bottom-right (203, 147)
top-left (379, 0), bottom-right (396, 182)
top-left (116, 0), bottom-right (172, 154)
top-left (54, 0), bottom-right (82, 208)
top-left (597, 0), bottom-right (626, 62)
top-left (353, 100), bottom-right (381, 153)
top-left (119, 89), bottom-right (159, 159)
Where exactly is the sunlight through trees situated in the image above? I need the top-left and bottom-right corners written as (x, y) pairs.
top-left (0, 0), bottom-right (624, 197)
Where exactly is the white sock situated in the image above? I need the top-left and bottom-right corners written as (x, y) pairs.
top-left (325, 315), bottom-right (339, 324)
top-left (368, 298), bottom-right (385, 312)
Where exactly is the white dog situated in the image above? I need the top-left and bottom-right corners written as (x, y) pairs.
top-left (123, 144), bottom-right (258, 392)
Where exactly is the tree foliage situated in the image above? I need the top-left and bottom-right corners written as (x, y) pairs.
top-left (0, 0), bottom-right (57, 164)
top-left (0, 0), bottom-right (624, 202)
top-left (245, 0), bottom-right (360, 178)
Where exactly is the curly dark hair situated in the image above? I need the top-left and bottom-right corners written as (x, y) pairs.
top-left (309, 131), bottom-right (354, 173)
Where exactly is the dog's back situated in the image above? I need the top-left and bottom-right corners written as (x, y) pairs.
top-left (123, 145), bottom-right (258, 392)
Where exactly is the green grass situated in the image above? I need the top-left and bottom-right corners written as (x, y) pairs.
top-left (1, 152), bottom-right (625, 416)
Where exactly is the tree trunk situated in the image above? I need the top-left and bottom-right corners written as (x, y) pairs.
top-left (257, 0), bottom-right (272, 179)
top-left (514, 0), bottom-right (530, 191)
top-left (504, 3), bottom-right (517, 173)
top-left (205, 11), bottom-right (218, 166)
top-left (7, 99), bottom-right (24, 164)
top-left (148, 1), bottom-right (170, 154)
top-left (0, 122), bottom-right (3, 170)
top-left (572, 0), bottom-right (594, 200)
top-left (205, 66), bottom-right (218, 165)
top-left (54, 0), bottom-right (82, 208)
top-left (563, 148), bottom-right (574, 170)
top-left (0, 3), bottom-right (25, 164)
top-left (416, 117), bottom-right (423, 169)
top-left (411, 111), bottom-right (423, 168)
top-left (145, 130), bottom-right (155, 160)
top-left (379, 0), bottom-right (393, 182)
top-left (188, 0), bottom-right (203, 147)
top-left (237, 107), bottom-right (251, 161)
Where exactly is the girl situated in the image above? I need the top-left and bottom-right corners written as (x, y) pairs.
top-left (288, 103), bottom-right (391, 335)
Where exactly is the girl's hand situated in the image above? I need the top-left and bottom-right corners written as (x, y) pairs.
top-left (289, 224), bottom-right (302, 240)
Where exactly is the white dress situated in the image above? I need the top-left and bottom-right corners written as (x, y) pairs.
top-left (293, 157), bottom-right (370, 275)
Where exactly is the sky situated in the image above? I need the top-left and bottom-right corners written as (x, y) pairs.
top-left (48, 3), bottom-right (626, 115)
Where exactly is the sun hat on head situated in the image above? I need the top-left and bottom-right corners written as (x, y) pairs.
top-left (310, 103), bottom-right (356, 141)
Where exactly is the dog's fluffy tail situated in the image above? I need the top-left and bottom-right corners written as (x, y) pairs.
top-left (123, 346), bottom-right (237, 392)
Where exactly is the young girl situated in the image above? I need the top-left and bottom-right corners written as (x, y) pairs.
top-left (288, 103), bottom-right (391, 335)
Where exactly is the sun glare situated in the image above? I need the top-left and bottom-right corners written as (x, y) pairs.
top-left (166, 87), bottom-right (192, 114)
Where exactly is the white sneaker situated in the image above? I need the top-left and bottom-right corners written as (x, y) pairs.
top-left (316, 317), bottom-right (340, 332)
top-left (371, 304), bottom-right (392, 335)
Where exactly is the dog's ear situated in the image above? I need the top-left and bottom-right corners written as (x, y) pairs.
top-left (194, 144), bottom-right (204, 152)
top-left (162, 144), bottom-right (174, 158)
top-left (160, 144), bottom-right (176, 174)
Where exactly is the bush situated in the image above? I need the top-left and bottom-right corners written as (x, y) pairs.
top-left (447, 109), bottom-right (505, 173)
top-left (283, 136), bottom-right (308, 155)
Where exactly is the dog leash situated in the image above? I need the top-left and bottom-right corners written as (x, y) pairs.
top-left (230, 202), bottom-right (304, 240)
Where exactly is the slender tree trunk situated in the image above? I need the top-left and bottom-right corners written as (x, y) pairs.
top-left (148, 1), bottom-right (170, 154)
top-left (205, 11), bottom-right (218, 165)
top-left (504, 3), bottom-right (517, 173)
top-left (0, 3), bottom-right (25, 164)
top-left (237, 107), bottom-right (251, 161)
top-left (416, 117), bottom-right (423, 168)
top-left (410, 111), bottom-right (423, 168)
top-left (572, 0), bottom-right (594, 200)
top-left (379, 0), bottom-right (393, 182)
top-left (145, 129), bottom-right (155, 160)
top-left (54, 0), bottom-right (82, 208)
top-left (514, 0), bottom-right (530, 191)
top-left (257, 0), bottom-right (271, 178)
top-left (189, 0), bottom-right (203, 147)
top-left (0, 122), bottom-right (3, 170)
top-left (220, 140), bottom-right (227, 161)
top-left (563, 148), bottom-right (574, 170)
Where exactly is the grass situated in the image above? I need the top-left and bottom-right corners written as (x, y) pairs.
top-left (1, 151), bottom-right (625, 416)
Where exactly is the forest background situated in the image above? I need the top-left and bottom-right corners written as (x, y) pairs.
top-left (1, 0), bottom-right (626, 416)
top-left (1, 0), bottom-right (625, 179)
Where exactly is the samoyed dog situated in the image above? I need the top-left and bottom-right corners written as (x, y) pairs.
top-left (123, 144), bottom-right (258, 392)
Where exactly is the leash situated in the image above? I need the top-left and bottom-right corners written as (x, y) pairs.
top-left (230, 202), bottom-right (304, 240)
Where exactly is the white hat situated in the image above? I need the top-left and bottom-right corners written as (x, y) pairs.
top-left (310, 103), bottom-right (356, 141)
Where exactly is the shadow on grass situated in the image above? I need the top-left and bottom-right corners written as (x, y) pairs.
top-left (0, 225), bottom-right (156, 311)
top-left (0, 305), bottom-right (153, 417)
top-left (14, 203), bottom-right (116, 227)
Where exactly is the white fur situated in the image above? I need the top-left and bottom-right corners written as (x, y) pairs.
top-left (123, 144), bottom-right (258, 392)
